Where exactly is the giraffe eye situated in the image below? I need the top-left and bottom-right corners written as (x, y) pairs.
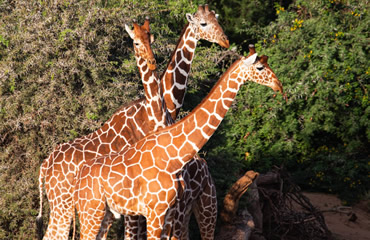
top-left (257, 66), bottom-right (264, 71)
top-left (200, 23), bottom-right (207, 27)
top-left (134, 42), bottom-right (139, 46)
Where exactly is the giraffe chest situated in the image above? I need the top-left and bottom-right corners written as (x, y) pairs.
top-left (102, 169), bottom-right (179, 217)
top-left (123, 105), bottom-right (158, 142)
top-left (102, 168), bottom-right (147, 216)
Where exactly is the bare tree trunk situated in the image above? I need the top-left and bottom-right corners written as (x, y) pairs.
top-left (216, 171), bottom-right (258, 240)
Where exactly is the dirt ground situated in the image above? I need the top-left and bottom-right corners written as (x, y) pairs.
top-left (303, 192), bottom-right (370, 240)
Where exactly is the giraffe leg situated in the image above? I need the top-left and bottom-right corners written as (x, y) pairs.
top-left (76, 167), bottom-right (106, 240)
top-left (169, 173), bottom-right (187, 240)
top-left (77, 200), bottom-right (106, 240)
top-left (96, 208), bottom-right (115, 240)
top-left (144, 199), bottom-right (179, 240)
top-left (163, 204), bottom-right (178, 240)
top-left (124, 215), bottom-right (141, 240)
top-left (164, 174), bottom-right (186, 240)
top-left (136, 215), bottom-right (147, 239)
top-left (145, 215), bottom-right (162, 240)
top-left (170, 197), bottom-right (192, 240)
top-left (192, 177), bottom-right (217, 240)
top-left (43, 199), bottom-right (74, 240)
top-left (42, 162), bottom-right (76, 240)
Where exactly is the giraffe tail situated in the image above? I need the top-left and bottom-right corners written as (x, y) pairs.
top-left (72, 170), bottom-right (78, 240)
top-left (36, 160), bottom-right (47, 240)
top-left (72, 196), bottom-right (76, 240)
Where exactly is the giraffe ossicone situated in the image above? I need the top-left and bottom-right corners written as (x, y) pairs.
top-left (75, 50), bottom-right (283, 240)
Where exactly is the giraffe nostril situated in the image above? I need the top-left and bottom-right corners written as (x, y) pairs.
top-left (149, 58), bottom-right (156, 65)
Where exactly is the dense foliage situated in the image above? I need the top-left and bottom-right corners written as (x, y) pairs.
top-left (210, 0), bottom-right (292, 48)
top-left (203, 0), bottom-right (369, 205)
top-left (0, 0), bottom-right (368, 239)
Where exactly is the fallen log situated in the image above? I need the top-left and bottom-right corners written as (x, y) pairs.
top-left (216, 166), bottom-right (333, 240)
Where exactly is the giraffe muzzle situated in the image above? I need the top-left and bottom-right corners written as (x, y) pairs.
top-left (272, 79), bottom-right (288, 102)
top-left (147, 58), bottom-right (156, 70)
top-left (271, 79), bottom-right (284, 94)
top-left (219, 36), bottom-right (230, 49)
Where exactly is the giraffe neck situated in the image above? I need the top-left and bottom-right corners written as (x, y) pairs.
top-left (161, 23), bottom-right (198, 121)
top-left (142, 59), bottom-right (247, 173)
top-left (135, 54), bottom-right (166, 130)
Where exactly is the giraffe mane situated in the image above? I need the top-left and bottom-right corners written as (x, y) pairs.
top-left (159, 23), bottom-right (190, 81)
top-left (112, 97), bottom-right (146, 114)
top-left (156, 58), bottom-right (243, 135)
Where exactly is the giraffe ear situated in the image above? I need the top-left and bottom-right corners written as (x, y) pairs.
top-left (186, 13), bottom-right (194, 24)
top-left (260, 55), bottom-right (268, 64)
top-left (243, 53), bottom-right (258, 66)
top-left (150, 34), bottom-right (155, 44)
top-left (125, 24), bottom-right (135, 39)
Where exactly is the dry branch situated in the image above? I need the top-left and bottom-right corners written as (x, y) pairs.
top-left (220, 170), bottom-right (259, 224)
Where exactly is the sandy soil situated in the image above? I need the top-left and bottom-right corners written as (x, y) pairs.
top-left (303, 192), bottom-right (370, 240)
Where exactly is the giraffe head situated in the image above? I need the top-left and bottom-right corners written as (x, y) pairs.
top-left (125, 17), bottom-right (156, 70)
top-left (239, 44), bottom-right (284, 93)
top-left (186, 4), bottom-right (230, 48)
